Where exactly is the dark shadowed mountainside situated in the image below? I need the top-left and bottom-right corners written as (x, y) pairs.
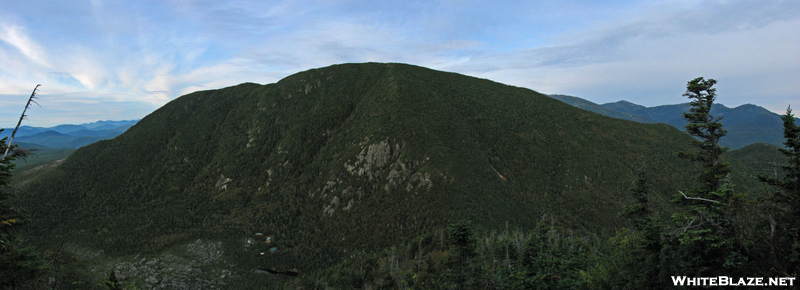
top-left (14, 63), bottom-right (776, 287)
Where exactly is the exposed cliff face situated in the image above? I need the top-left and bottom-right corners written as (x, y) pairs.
top-left (321, 138), bottom-right (436, 217)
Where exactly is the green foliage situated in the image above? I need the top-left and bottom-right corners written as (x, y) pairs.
top-left (587, 78), bottom-right (790, 289)
top-left (103, 270), bottom-right (123, 290)
top-left (13, 63), bottom-right (713, 275)
top-left (664, 78), bottom-right (748, 278)
top-left (621, 167), bottom-right (651, 228)
top-left (285, 219), bottom-right (593, 290)
top-left (611, 166), bottom-right (664, 289)
top-left (448, 220), bottom-right (476, 260)
top-left (7, 64), bottom-right (786, 288)
top-left (662, 177), bottom-right (750, 278)
top-left (677, 77), bottom-right (730, 198)
top-left (11, 146), bottom-right (75, 173)
top-left (585, 163), bottom-right (667, 289)
top-left (1, 132), bottom-right (49, 289)
top-left (0, 243), bottom-right (49, 288)
top-left (758, 106), bottom-right (800, 275)
top-left (516, 221), bottom-right (589, 290)
top-left (759, 106), bottom-right (800, 207)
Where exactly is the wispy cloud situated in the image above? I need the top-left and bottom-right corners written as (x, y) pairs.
top-left (0, 24), bottom-right (49, 67)
top-left (441, 0), bottom-right (800, 109)
top-left (0, 0), bottom-right (797, 127)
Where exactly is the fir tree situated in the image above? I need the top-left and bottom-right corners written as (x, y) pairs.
top-left (0, 132), bottom-right (47, 288)
top-left (1, 85), bottom-right (47, 289)
top-left (676, 77), bottom-right (730, 197)
top-left (664, 77), bottom-right (745, 278)
top-left (758, 106), bottom-right (800, 275)
top-left (104, 270), bottom-right (123, 290)
top-left (620, 167), bottom-right (663, 289)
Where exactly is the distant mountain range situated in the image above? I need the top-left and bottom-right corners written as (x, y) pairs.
top-left (548, 94), bottom-right (796, 150)
top-left (1, 120), bottom-right (139, 149)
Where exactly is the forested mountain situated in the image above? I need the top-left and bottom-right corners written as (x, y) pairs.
top-left (548, 95), bottom-right (795, 150)
top-left (12, 63), bottom-right (785, 288)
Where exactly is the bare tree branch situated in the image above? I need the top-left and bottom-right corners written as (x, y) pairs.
top-left (3, 84), bottom-right (41, 159)
top-left (682, 216), bottom-right (698, 235)
top-left (678, 190), bottom-right (720, 204)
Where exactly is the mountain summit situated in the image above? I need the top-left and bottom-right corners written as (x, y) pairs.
top-left (19, 63), bottom-right (703, 275)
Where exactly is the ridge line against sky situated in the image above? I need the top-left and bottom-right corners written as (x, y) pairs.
top-left (1, 0), bottom-right (798, 127)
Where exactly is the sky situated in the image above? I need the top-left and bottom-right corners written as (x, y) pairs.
top-left (0, 0), bottom-right (798, 127)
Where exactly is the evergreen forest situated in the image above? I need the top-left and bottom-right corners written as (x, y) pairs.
top-left (2, 63), bottom-right (798, 289)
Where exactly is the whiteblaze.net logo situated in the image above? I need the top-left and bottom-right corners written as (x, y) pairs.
top-left (671, 276), bottom-right (796, 287)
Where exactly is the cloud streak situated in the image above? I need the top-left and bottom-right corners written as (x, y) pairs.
top-left (0, 24), bottom-right (50, 68)
top-left (0, 0), bottom-right (797, 127)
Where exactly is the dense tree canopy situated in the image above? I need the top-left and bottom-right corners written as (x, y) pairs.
top-left (1, 131), bottom-right (48, 289)
top-left (759, 106), bottom-right (800, 275)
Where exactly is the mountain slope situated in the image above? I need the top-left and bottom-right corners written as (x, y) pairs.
top-left (18, 63), bottom-right (721, 279)
top-left (726, 142), bottom-right (787, 190)
top-left (548, 95), bottom-right (656, 123)
top-left (9, 142), bottom-right (75, 173)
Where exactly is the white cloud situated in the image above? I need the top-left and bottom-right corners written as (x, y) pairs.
top-left (0, 0), bottom-right (798, 126)
top-left (61, 53), bottom-right (108, 90)
top-left (438, 0), bottom-right (800, 112)
top-left (0, 24), bottom-right (49, 67)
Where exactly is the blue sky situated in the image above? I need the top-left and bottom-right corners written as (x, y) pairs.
top-left (1, 0), bottom-right (797, 127)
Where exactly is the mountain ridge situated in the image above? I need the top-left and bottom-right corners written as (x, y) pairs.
top-left (1, 120), bottom-right (138, 138)
top-left (1, 120), bottom-right (138, 149)
top-left (14, 63), bottom-right (774, 287)
top-left (548, 94), bottom-right (796, 149)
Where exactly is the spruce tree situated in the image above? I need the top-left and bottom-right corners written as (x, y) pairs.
top-left (620, 168), bottom-right (663, 289)
top-left (758, 106), bottom-right (800, 275)
top-left (105, 270), bottom-right (123, 290)
top-left (1, 86), bottom-right (47, 288)
top-left (0, 132), bottom-right (47, 288)
top-left (663, 77), bottom-right (744, 278)
top-left (676, 77), bottom-right (730, 197)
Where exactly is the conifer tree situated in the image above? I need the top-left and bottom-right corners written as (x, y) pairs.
top-left (663, 77), bottom-right (744, 278)
top-left (758, 106), bottom-right (800, 275)
top-left (104, 270), bottom-right (123, 290)
top-left (448, 220), bottom-right (476, 288)
top-left (1, 85), bottom-right (47, 288)
top-left (677, 77), bottom-right (730, 197)
top-left (1, 132), bottom-right (47, 288)
top-left (584, 165), bottom-right (666, 289)
top-left (620, 167), bottom-right (663, 289)
top-left (622, 168), bottom-right (652, 228)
